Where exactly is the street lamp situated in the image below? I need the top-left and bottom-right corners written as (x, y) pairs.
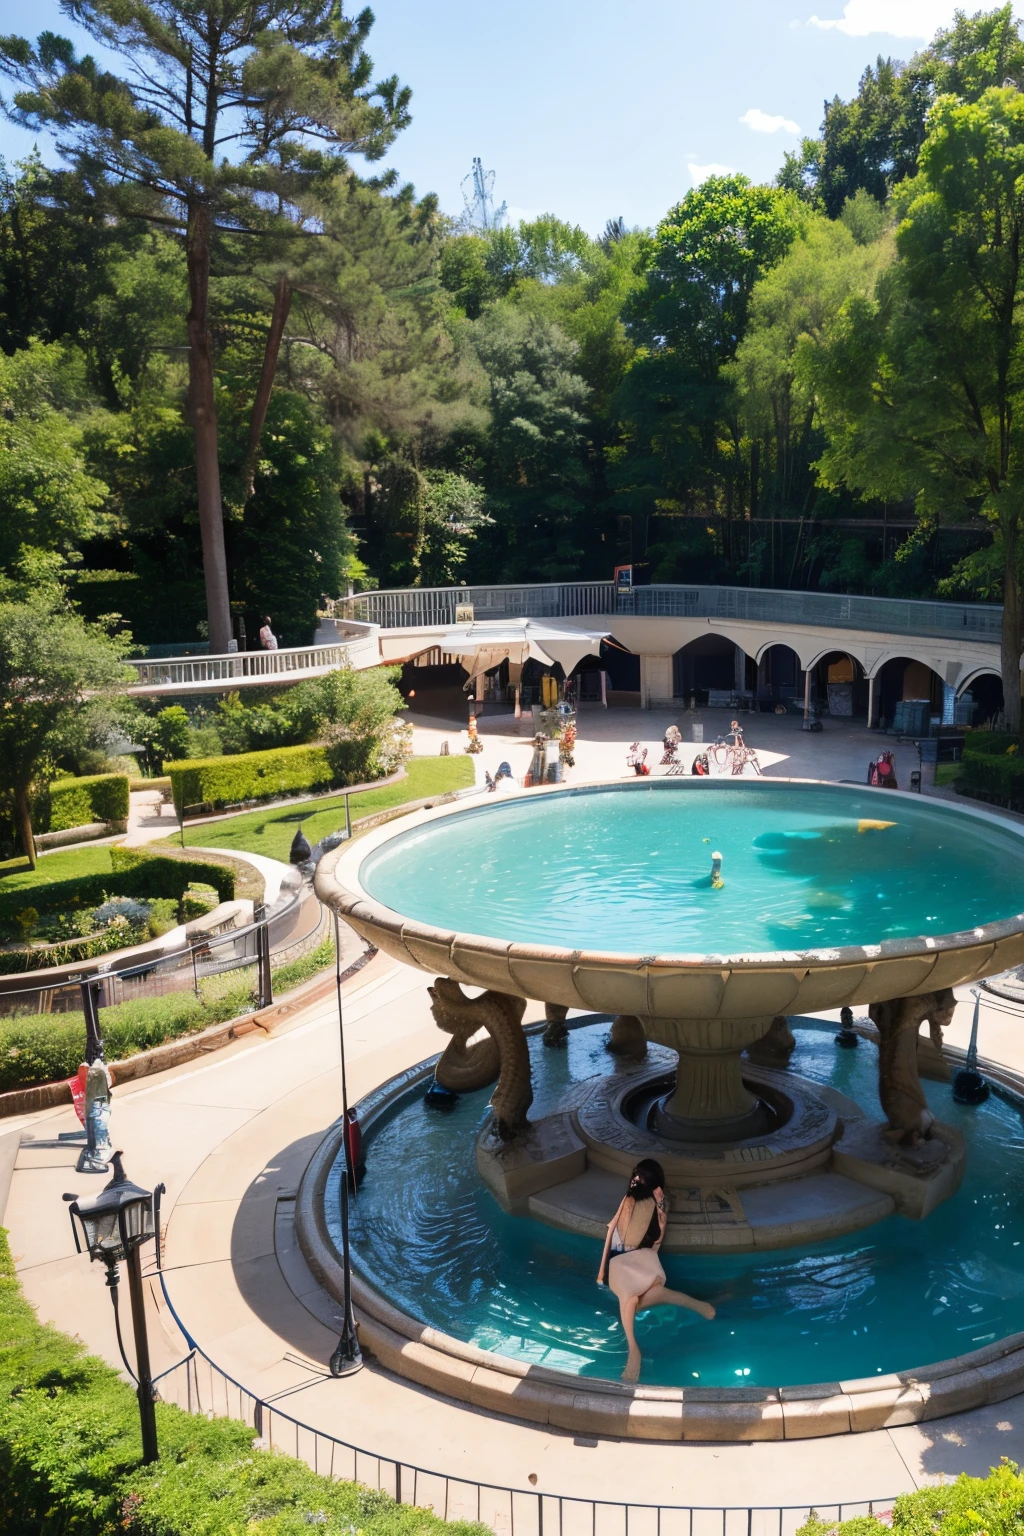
top-left (64, 1152), bottom-right (159, 1463)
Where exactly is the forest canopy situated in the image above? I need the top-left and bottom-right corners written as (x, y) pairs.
top-left (0, 2), bottom-right (1019, 675)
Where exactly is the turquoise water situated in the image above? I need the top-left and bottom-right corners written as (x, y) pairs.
top-left (359, 783), bottom-right (1024, 955)
top-left (330, 1024), bottom-right (1024, 1388)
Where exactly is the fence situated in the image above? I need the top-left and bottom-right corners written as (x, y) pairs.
top-left (340, 582), bottom-right (1002, 644)
top-left (153, 1339), bottom-right (897, 1536)
top-left (0, 885), bottom-right (327, 1021)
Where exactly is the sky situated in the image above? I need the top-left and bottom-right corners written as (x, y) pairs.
top-left (0, 0), bottom-right (967, 235)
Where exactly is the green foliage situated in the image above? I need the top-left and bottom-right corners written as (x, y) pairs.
top-left (176, 753), bottom-right (474, 860)
top-left (167, 743), bottom-right (341, 815)
top-left (959, 733), bottom-right (1024, 805)
top-left (0, 1225), bottom-right (488, 1533)
top-left (0, 595), bottom-right (133, 859)
top-left (0, 846), bottom-right (235, 934)
top-left (41, 771), bottom-right (130, 831)
top-left (797, 1460), bottom-right (1024, 1536)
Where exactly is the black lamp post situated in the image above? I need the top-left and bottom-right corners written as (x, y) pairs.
top-left (64, 1152), bottom-right (159, 1463)
top-left (329, 910), bottom-right (362, 1378)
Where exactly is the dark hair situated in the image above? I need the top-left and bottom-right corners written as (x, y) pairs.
top-left (262, 616), bottom-right (272, 625)
top-left (626, 1159), bottom-right (665, 1249)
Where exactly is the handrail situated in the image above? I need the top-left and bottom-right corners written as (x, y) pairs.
top-left (152, 1327), bottom-right (898, 1534)
top-left (125, 625), bottom-right (381, 693)
top-left (339, 581), bottom-right (1002, 644)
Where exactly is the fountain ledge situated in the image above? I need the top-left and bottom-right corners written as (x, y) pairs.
top-left (292, 1039), bottom-right (1024, 1443)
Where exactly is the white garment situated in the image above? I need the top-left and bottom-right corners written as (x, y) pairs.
top-left (260, 625), bottom-right (278, 651)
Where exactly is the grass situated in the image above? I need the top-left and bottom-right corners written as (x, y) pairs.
top-left (169, 754), bottom-right (475, 861)
top-left (0, 845), bottom-right (113, 890)
top-left (0, 935), bottom-right (336, 1093)
top-left (0, 1227), bottom-right (487, 1536)
top-left (935, 762), bottom-right (963, 787)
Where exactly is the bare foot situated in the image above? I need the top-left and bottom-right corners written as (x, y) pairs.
top-left (698, 1301), bottom-right (716, 1321)
top-left (621, 1348), bottom-right (642, 1383)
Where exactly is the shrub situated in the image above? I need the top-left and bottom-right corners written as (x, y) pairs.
top-left (960, 733), bottom-right (1024, 805)
top-left (39, 772), bottom-right (130, 832)
top-left (166, 743), bottom-right (341, 814)
top-left (796, 1461), bottom-right (1024, 1536)
top-left (92, 896), bottom-right (152, 927)
top-left (0, 848), bottom-right (235, 933)
top-left (0, 1228), bottom-right (487, 1536)
top-left (146, 897), bottom-right (179, 937)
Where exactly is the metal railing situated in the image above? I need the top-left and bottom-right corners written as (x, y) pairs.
top-left (340, 582), bottom-right (1002, 644)
top-left (153, 1341), bottom-right (898, 1536)
top-left (126, 632), bottom-right (380, 693)
top-left (0, 886), bottom-right (326, 1020)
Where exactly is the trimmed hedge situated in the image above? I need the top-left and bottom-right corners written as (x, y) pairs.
top-left (0, 847), bottom-right (235, 934)
top-left (959, 732), bottom-right (1024, 806)
top-left (37, 773), bottom-right (131, 832)
top-left (167, 743), bottom-right (339, 815)
top-left (0, 1228), bottom-right (486, 1536)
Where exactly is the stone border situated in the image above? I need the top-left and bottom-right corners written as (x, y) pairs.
top-left (295, 1020), bottom-right (1024, 1442)
top-left (314, 778), bottom-right (1024, 1019)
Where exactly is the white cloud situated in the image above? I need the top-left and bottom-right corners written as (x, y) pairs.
top-left (806, 1), bottom-right (957, 38)
top-left (740, 108), bottom-right (801, 135)
top-left (688, 161), bottom-right (737, 185)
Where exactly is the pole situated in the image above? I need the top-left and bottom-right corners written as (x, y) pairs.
top-left (255, 907), bottom-right (273, 1009)
top-left (80, 979), bottom-right (103, 1065)
top-left (344, 793), bottom-right (352, 841)
top-left (124, 1244), bottom-right (159, 1463)
top-left (867, 673), bottom-right (877, 730)
top-left (329, 910), bottom-right (362, 1376)
top-left (802, 667), bottom-right (812, 727)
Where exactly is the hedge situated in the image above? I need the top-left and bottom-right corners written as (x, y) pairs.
top-left (0, 1229), bottom-right (487, 1536)
top-left (959, 732), bottom-right (1024, 806)
top-left (37, 773), bottom-right (131, 832)
top-left (0, 847), bottom-right (234, 934)
top-left (166, 743), bottom-right (339, 815)
top-left (796, 1461), bottom-right (1024, 1536)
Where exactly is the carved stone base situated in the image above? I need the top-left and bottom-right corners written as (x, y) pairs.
top-left (606, 1014), bottom-right (646, 1060)
top-left (833, 1119), bottom-right (965, 1220)
top-left (542, 1003), bottom-right (570, 1049)
top-left (746, 1015), bottom-right (797, 1068)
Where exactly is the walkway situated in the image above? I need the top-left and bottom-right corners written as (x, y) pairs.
top-left (4, 942), bottom-right (1024, 1512)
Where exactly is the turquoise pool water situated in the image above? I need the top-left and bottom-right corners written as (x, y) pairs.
top-left (329, 1024), bottom-right (1024, 1387)
top-left (358, 783), bottom-right (1024, 955)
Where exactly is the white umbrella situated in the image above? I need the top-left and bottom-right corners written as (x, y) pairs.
top-left (437, 617), bottom-right (610, 682)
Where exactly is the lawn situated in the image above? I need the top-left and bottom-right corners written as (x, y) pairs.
top-left (935, 762), bottom-right (962, 787)
top-left (0, 845), bottom-right (114, 891)
top-left (171, 754), bottom-right (475, 861)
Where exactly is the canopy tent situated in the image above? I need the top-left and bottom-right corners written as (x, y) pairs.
top-left (437, 617), bottom-right (611, 683)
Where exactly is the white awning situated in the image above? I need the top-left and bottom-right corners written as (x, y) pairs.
top-left (436, 617), bottom-right (611, 681)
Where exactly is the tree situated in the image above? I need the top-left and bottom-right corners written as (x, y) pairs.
top-left (614, 177), bottom-right (801, 547)
top-left (0, 598), bottom-right (132, 865)
top-left (0, 2), bottom-right (410, 652)
top-left (0, 339), bottom-right (110, 576)
top-left (809, 86), bottom-right (1024, 727)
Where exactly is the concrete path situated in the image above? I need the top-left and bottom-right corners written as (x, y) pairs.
top-left (5, 949), bottom-right (1024, 1513)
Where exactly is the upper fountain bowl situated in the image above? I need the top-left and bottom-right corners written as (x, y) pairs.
top-left (315, 779), bottom-right (1024, 1017)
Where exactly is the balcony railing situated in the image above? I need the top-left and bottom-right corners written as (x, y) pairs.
top-left (340, 582), bottom-right (1002, 643)
top-left (127, 629), bottom-right (380, 693)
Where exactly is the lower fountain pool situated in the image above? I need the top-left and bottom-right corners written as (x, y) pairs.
top-left (325, 1022), bottom-right (1024, 1389)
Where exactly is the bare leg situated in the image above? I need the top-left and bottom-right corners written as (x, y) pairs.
top-left (637, 1283), bottom-right (716, 1321)
top-left (617, 1294), bottom-right (642, 1382)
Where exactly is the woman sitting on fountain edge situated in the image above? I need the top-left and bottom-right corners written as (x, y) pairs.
top-left (597, 1159), bottom-right (716, 1383)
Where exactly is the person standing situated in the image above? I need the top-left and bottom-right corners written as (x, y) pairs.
top-left (259, 615), bottom-right (278, 651)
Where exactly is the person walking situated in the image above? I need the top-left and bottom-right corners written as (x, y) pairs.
top-left (259, 615), bottom-right (278, 651)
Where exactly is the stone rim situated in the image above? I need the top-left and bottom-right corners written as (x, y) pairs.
top-left (294, 1028), bottom-right (1024, 1441)
top-left (314, 778), bottom-right (1024, 1010)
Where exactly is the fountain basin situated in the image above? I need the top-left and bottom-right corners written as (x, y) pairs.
top-left (319, 779), bottom-right (1024, 1021)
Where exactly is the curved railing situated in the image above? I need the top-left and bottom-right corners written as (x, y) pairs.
top-left (127, 626), bottom-right (380, 694)
top-left (339, 582), bottom-right (1002, 643)
top-left (153, 1333), bottom-right (897, 1536)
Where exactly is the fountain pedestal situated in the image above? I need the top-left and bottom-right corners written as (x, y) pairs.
top-left (643, 1014), bottom-right (776, 1138)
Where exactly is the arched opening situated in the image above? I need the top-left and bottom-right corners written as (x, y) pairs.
top-left (567, 637), bottom-right (640, 706)
top-left (673, 635), bottom-right (752, 705)
top-left (958, 670), bottom-right (1004, 729)
top-left (873, 656), bottom-right (946, 733)
top-left (810, 651), bottom-right (867, 719)
top-left (756, 644), bottom-right (802, 713)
